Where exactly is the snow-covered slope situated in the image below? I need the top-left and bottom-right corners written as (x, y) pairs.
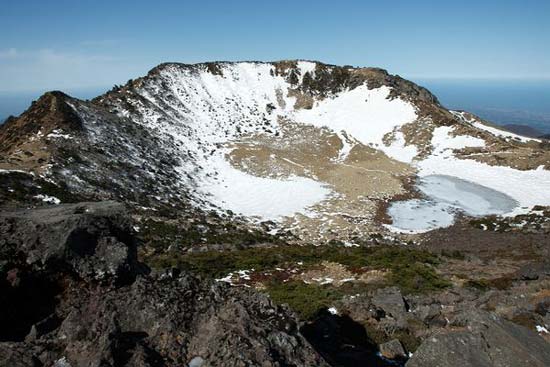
top-left (93, 61), bottom-right (429, 220)
top-left (293, 85), bottom-right (418, 162)
top-left (2, 60), bottom-right (549, 237)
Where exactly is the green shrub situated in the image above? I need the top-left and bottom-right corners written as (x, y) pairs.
top-left (387, 262), bottom-right (451, 294)
top-left (265, 281), bottom-right (341, 320)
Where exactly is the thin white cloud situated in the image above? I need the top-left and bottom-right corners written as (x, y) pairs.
top-left (0, 48), bottom-right (148, 92)
top-left (0, 48), bottom-right (18, 59)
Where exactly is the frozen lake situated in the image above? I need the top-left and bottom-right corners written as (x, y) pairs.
top-left (387, 175), bottom-right (519, 233)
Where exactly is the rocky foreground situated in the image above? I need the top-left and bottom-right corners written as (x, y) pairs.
top-left (1, 202), bottom-right (549, 366)
top-left (0, 202), bottom-right (326, 367)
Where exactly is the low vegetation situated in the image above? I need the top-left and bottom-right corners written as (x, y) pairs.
top-left (145, 242), bottom-right (451, 320)
top-left (266, 281), bottom-right (342, 320)
top-left (139, 218), bottom-right (282, 251)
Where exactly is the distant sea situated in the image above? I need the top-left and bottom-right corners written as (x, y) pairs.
top-left (1, 81), bottom-right (550, 134)
top-left (416, 79), bottom-right (550, 134)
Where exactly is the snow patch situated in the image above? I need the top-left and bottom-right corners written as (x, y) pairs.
top-left (382, 131), bottom-right (418, 163)
top-left (297, 60), bottom-right (317, 81)
top-left (47, 129), bottom-right (72, 140)
top-left (293, 85), bottom-right (418, 154)
top-left (418, 126), bottom-right (550, 209)
top-left (34, 194), bottom-right (61, 205)
top-left (196, 151), bottom-right (331, 221)
top-left (452, 110), bottom-right (540, 143)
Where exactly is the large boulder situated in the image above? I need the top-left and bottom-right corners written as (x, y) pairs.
top-left (371, 287), bottom-right (407, 319)
top-left (0, 201), bottom-right (140, 282)
top-left (516, 261), bottom-right (550, 281)
top-left (406, 311), bottom-right (550, 367)
top-left (52, 273), bottom-right (327, 367)
top-left (379, 339), bottom-right (407, 360)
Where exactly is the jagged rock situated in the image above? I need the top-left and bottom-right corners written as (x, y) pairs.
top-left (413, 304), bottom-right (442, 326)
top-left (51, 274), bottom-right (326, 366)
top-left (0, 201), bottom-right (140, 282)
top-left (0, 202), bottom-right (327, 367)
top-left (379, 339), bottom-right (406, 360)
top-left (0, 91), bottom-right (82, 154)
top-left (372, 287), bottom-right (407, 319)
top-left (406, 311), bottom-right (550, 367)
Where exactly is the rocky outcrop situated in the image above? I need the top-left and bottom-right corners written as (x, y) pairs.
top-left (335, 282), bottom-right (550, 366)
top-left (516, 261), bottom-right (550, 280)
top-left (0, 201), bottom-right (140, 282)
top-left (0, 202), bottom-right (327, 367)
top-left (0, 91), bottom-right (82, 154)
top-left (406, 311), bottom-right (550, 367)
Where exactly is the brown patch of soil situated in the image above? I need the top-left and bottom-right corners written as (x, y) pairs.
top-left (226, 120), bottom-right (416, 242)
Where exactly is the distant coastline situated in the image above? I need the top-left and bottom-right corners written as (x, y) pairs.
top-left (417, 79), bottom-right (550, 135)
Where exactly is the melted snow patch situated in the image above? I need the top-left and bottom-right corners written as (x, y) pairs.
top-left (34, 194), bottom-right (61, 205)
top-left (386, 199), bottom-right (456, 233)
top-left (387, 175), bottom-right (518, 233)
top-left (389, 125), bottom-right (550, 233)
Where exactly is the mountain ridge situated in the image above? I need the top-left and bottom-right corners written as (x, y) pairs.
top-left (1, 60), bottom-right (549, 241)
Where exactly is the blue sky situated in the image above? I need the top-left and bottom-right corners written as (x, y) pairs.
top-left (1, 0), bottom-right (550, 94)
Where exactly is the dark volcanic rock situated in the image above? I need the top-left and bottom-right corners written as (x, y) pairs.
top-left (379, 339), bottom-right (406, 360)
top-left (0, 201), bottom-right (140, 282)
top-left (0, 202), bottom-right (327, 367)
top-left (371, 287), bottom-right (407, 319)
top-left (52, 274), bottom-right (326, 367)
top-left (406, 311), bottom-right (550, 367)
top-left (301, 310), bottom-right (392, 367)
top-left (516, 261), bottom-right (550, 280)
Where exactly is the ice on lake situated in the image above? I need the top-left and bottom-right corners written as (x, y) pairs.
top-left (387, 175), bottom-right (519, 233)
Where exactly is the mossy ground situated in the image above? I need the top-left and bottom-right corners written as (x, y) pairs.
top-left (144, 243), bottom-right (451, 320)
top-left (138, 218), bottom-right (282, 251)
